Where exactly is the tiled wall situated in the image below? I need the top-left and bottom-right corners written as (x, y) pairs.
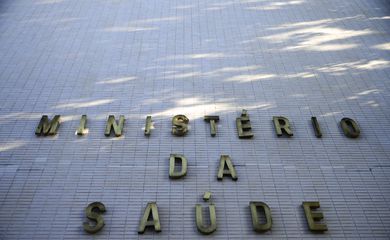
top-left (0, 0), bottom-right (389, 239)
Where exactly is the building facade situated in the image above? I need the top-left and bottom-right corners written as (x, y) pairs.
top-left (0, 0), bottom-right (389, 239)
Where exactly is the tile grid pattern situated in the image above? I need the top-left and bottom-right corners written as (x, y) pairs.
top-left (0, 0), bottom-right (390, 239)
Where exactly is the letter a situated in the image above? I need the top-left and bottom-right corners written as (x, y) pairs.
top-left (138, 202), bottom-right (161, 234)
top-left (217, 155), bottom-right (237, 181)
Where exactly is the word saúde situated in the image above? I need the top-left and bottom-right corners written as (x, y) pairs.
top-left (83, 194), bottom-right (327, 235)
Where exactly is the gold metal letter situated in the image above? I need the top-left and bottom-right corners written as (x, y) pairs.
top-left (172, 115), bottom-right (189, 136)
top-left (169, 154), bottom-right (187, 179)
top-left (236, 109), bottom-right (253, 138)
top-left (204, 116), bottom-right (220, 137)
top-left (104, 115), bottom-right (125, 137)
top-left (217, 155), bottom-right (237, 181)
top-left (340, 117), bottom-right (360, 138)
top-left (302, 201), bottom-right (328, 232)
top-left (35, 115), bottom-right (61, 136)
top-left (83, 202), bottom-right (106, 234)
top-left (249, 201), bottom-right (272, 232)
top-left (76, 115), bottom-right (88, 135)
top-left (144, 116), bottom-right (152, 136)
top-left (311, 117), bottom-right (322, 138)
top-left (138, 202), bottom-right (161, 234)
top-left (195, 192), bottom-right (217, 234)
top-left (273, 116), bottom-right (293, 137)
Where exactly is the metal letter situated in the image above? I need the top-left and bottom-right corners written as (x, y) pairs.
top-left (302, 201), bottom-right (328, 232)
top-left (249, 201), bottom-right (272, 232)
top-left (236, 109), bottom-right (253, 138)
top-left (169, 154), bottom-right (187, 179)
top-left (35, 115), bottom-right (61, 136)
top-left (311, 117), bottom-right (322, 138)
top-left (104, 115), bottom-right (125, 137)
top-left (83, 202), bottom-right (106, 234)
top-left (203, 191), bottom-right (212, 201)
top-left (172, 115), bottom-right (189, 136)
top-left (217, 155), bottom-right (237, 181)
top-left (340, 117), bottom-right (360, 138)
top-left (77, 115), bottom-right (88, 135)
top-left (138, 202), bottom-right (161, 234)
top-left (144, 116), bottom-right (152, 136)
top-left (195, 192), bottom-right (217, 234)
top-left (273, 116), bottom-right (293, 137)
top-left (204, 116), bottom-right (220, 137)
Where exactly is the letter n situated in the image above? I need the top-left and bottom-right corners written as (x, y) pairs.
top-left (35, 115), bottom-right (61, 136)
top-left (105, 115), bottom-right (125, 137)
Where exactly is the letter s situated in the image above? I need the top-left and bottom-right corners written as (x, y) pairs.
top-left (83, 202), bottom-right (106, 234)
top-left (172, 115), bottom-right (189, 136)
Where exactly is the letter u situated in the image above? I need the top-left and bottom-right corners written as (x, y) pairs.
top-left (195, 204), bottom-right (217, 234)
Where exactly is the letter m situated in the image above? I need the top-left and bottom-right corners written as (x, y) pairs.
top-left (35, 115), bottom-right (61, 136)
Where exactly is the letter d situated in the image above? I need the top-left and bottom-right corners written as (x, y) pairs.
top-left (169, 154), bottom-right (188, 179)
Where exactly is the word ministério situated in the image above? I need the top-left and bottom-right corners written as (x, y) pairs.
top-left (35, 109), bottom-right (361, 139)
